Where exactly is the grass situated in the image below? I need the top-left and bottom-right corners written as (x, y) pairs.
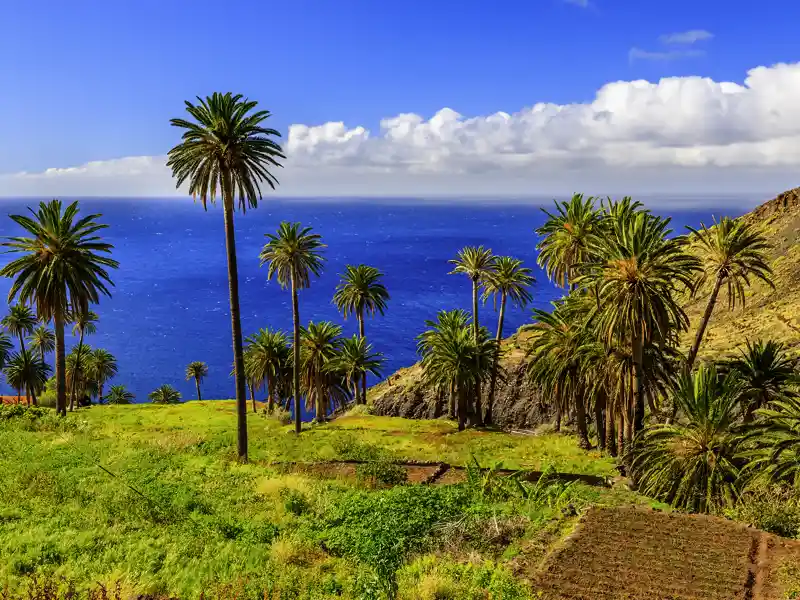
top-left (0, 402), bottom-right (626, 598)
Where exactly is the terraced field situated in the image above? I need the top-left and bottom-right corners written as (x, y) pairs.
top-left (534, 506), bottom-right (800, 600)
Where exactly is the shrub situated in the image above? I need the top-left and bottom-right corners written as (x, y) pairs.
top-left (280, 488), bottom-right (310, 516)
top-left (356, 459), bottom-right (408, 488)
top-left (726, 486), bottom-right (800, 538)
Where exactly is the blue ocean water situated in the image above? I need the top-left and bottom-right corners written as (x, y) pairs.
top-left (0, 198), bottom-right (748, 405)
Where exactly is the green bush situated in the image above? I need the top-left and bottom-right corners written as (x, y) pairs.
top-left (281, 488), bottom-right (310, 516)
top-left (356, 459), bottom-right (408, 488)
top-left (726, 486), bottom-right (800, 538)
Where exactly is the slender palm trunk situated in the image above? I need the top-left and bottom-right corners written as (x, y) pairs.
top-left (267, 377), bottom-right (275, 414)
top-left (486, 293), bottom-right (506, 426)
top-left (222, 193), bottom-right (248, 462)
top-left (55, 313), bottom-right (66, 417)
top-left (617, 410), bottom-right (625, 458)
top-left (250, 381), bottom-right (257, 413)
top-left (448, 382), bottom-right (456, 420)
top-left (17, 334), bottom-right (31, 405)
top-left (358, 311), bottom-right (366, 405)
top-left (315, 369), bottom-right (325, 422)
top-left (98, 382), bottom-right (104, 405)
top-left (69, 330), bottom-right (85, 412)
top-left (554, 401), bottom-right (562, 433)
top-left (195, 377), bottom-right (202, 402)
top-left (29, 385), bottom-right (38, 407)
top-left (632, 329), bottom-right (645, 434)
top-left (686, 274), bottom-right (724, 371)
top-left (353, 379), bottom-right (360, 406)
top-left (471, 278), bottom-right (483, 426)
top-left (605, 399), bottom-right (616, 456)
top-left (291, 273), bottom-right (302, 435)
top-left (575, 390), bottom-right (590, 450)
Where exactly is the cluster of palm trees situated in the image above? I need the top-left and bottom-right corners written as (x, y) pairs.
top-left (417, 250), bottom-right (534, 430)
top-left (0, 301), bottom-right (122, 409)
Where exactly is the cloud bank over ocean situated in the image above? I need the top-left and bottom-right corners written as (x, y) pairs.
top-left (3, 61), bottom-right (800, 200)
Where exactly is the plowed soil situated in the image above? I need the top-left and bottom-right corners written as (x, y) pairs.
top-left (532, 506), bottom-right (800, 600)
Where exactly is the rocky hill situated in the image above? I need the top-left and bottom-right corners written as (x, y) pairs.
top-left (371, 188), bottom-right (800, 428)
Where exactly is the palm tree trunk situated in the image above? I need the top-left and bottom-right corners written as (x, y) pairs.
top-left (448, 382), bottom-right (456, 420)
top-left (195, 377), bottom-right (202, 402)
top-left (686, 274), bottom-right (724, 371)
top-left (17, 334), bottom-right (31, 405)
top-left (486, 293), bottom-right (506, 426)
top-left (315, 370), bottom-right (325, 422)
top-left (617, 410), bottom-right (625, 458)
top-left (632, 330), bottom-right (645, 434)
top-left (575, 391), bottom-right (590, 450)
top-left (98, 382), bottom-right (104, 405)
top-left (471, 278), bottom-right (483, 426)
top-left (457, 384), bottom-right (468, 431)
top-left (267, 377), bottom-right (275, 414)
top-left (594, 396), bottom-right (605, 451)
top-left (69, 330), bottom-right (85, 412)
top-left (291, 272), bottom-right (302, 435)
top-left (554, 401), bottom-right (562, 432)
top-left (605, 399), bottom-right (617, 456)
top-left (29, 385), bottom-right (38, 407)
top-left (250, 381), bottom-right (257, 413)
top-left (222, 192), bottom-right (248, 462)
top-left (55, 312), bottom-right (66, 417)
top-left (355, 310), bottom-right (366, 405)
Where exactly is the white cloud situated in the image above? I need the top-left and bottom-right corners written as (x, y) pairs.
top-left (3, 61), bottom-right (800, 199)
top-left (629, 47), bottom-right (705, 62)
top-left (562, 0), bottom-right (590, 6)
top-left (659, 30), bottom-right (714, 45)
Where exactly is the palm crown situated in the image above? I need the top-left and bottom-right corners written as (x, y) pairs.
top-left (185, 361), bottom-right (209, 383)
top-left (70, 310), bottom-right (99, 337)
top-left (106, 385), bottom-right (135, 405)
top-left (29, 325), bottom-right (55, 360)
top-left (333, 265), bottom-right (390, 321)
top-left (167, 92), bottom-right (285, 209)
top-left (149, 385), bottom-right (182, 405)
top-left (2, 304), bottom-right (37, 348)
top-left (261, 222), bottom-right (326, 289)
top-left (482, 256), bottom-right (534, 310)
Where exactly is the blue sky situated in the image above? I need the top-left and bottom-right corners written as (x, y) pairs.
top-left (1, 0), bottom-right (799, 198)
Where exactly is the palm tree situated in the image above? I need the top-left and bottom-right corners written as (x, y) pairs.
top-left (419, 317), bottom-right (497, 431)
top-left (685, 217), bottom-right (773, 369)
top-left (482, 256), bottom-right (534, 424)
top-left (105, 384), bottom-right (135, 405)
top-left (331, 336), bottom-right (385, 405)
top-left (68, 310), bottom-right (98, 411)
top-left (3, 350), bottom-right (50, 407)
top-left (536, 194), bottom-right (601, 290)
top-left (149, 384), bottom-right (182, 405)
top-left (185, 361), bottom-right (209, 401)
top-left (333, 265), bottom-right (390, 404)
top-left (299, 321), bottom-right (343, 422)
top-left (168, 92), bottom-right (285, 462)
top-left (630, 365), bottom-right (744, 513)
top-left (580, 212), bottom-right (699, 434)
top-left (2, 304), bottom-right (37, 352)
top-left (723, 339), bottom-right (798, 422)
top-left (87, 348), bottom-right (117, 403)
top-left (449, 246), bottom-right (496, 426)
top-left (260, 222), bottom-right (326, 434)
top-left (244, 329), bottom-right (290, 413)
top-left (66, 344), bottom-right (94, 406)
top-left (417, 309), bottom-right (471, 419)
top-left (0, 200), bottom-right (118, 416)
top-left (742, 395), bottom-right (800, 486)
top-left (29, 325), bottom-right (55, 362)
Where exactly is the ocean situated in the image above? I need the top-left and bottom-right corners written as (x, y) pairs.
top-left (0, 197), bottom-right (755, 409)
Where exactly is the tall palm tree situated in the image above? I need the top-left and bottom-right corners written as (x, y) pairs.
top-left (419, 318), bottom-right (497, 432)
top-left (722, 339), bottom-right (798, 422)
top-left (87, 348), bottom-right (117, 404)
top-left (244, 328), bottom-right (290, 414)
top-left (417, 309), bottom-right (472, 420)
top-left (536, 194), bottom-right (602, 290)
top-left (0, 200), bottom-right (118, 416)
top-left (686, 217), bottom-right (773, 369)
top-left (4, 350), bottom-right (50, 407)
top-left (185, 361), bottom-right (209, 401)
top-left (580, 212), bottom-right (699, 434)
top-left (299, 321), bottom-right (343, 422)
top-left (331, 335), bottom-right (385, 405)
top-left (333, 264), bottom-right (390, 404)
top-left (449, 246), bottom-right (496, 426)
top-left (2, 304), bottom-right (37, 352)
top-left (29, 325), bottom-right (55, 363)
top-left (260, 222), bottom-right (326, 434)
top-left (481, 256), bottom-right (534, 424)
top-left (630, 365), bottom-right (744, 513)
top-left (168, 92), bottom-right (285, 462)
top-left (149, 384), bottom-right (182, 405)
top-left (68, 310), bottom-right (98, 411)
top-left (105, 384), bottom-right (135, 405)
top-left (66, 344), bottom-right (95, 406)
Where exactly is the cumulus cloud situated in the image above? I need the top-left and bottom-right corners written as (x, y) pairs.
top-left (659, 30), bottom-right (714, 45)
top-left (3, 61), bottom-right (800, 199)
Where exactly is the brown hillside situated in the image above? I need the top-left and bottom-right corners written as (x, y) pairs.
top-left (372, 188), bottom-right (800, 426)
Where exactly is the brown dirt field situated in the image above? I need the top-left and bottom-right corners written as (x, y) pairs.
top-left (531, 506), bottom-right (800, 600)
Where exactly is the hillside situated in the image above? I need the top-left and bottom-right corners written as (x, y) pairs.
top-left (372, 188), bottom-right (800, 426)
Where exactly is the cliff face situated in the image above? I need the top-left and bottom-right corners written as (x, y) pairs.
top-left (372, 188), bottom-right (800, 428)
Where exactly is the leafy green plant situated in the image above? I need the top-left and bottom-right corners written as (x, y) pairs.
top-left (356, 459), bottom-right (407, 488)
